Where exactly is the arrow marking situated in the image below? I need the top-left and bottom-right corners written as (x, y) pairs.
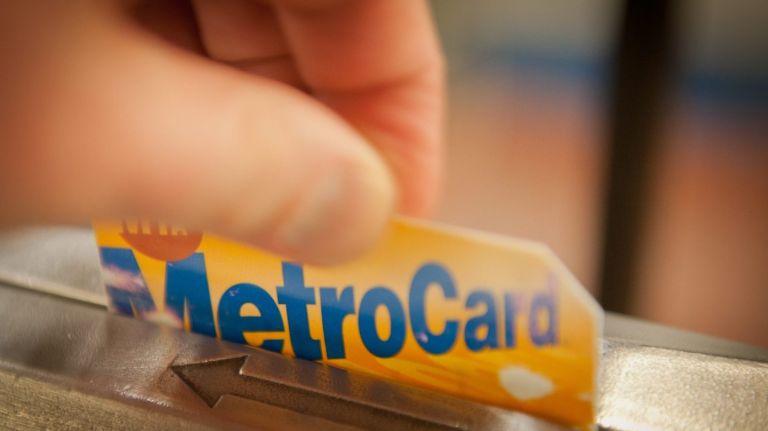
top-left (171, 355), bottom-right (453, 430)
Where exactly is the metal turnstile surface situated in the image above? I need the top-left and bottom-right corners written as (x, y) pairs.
top-left (0, 228), bottom-right (766, 430)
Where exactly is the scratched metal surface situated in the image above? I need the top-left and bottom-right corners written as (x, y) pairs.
top-left (0, 227), bottom-right (767, 431)
top-left (0, 282), bottom-right (565, 431)
top-left (0, 227), bottom-right (104, 305)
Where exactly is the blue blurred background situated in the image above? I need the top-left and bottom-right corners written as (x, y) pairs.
top-left (430, 0), bottom-right (768, 347)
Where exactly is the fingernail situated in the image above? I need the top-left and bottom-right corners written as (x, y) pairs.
top-left (275, 170), bottom-right (345, 249)
top-left (273, 150), bottom-right (395, 263)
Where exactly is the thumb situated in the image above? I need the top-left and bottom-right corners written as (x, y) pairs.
top-left (1, 18), bottom-right (396, 264)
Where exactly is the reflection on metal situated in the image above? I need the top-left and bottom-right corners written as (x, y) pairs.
top-left (173, 357), bottom-right (253, 408)
top-left (0, 227), bottom-right (105, 305)
top-left (171, 356), bottom-right (480, 430)
top-left (0, 227), bottom-right (767, 430)
top-left (0, 282), bottom-right (564, 431)
top-left (599, 340), bottom-right (768, 431)
top-left (172, 355), bottom-right (464, 431)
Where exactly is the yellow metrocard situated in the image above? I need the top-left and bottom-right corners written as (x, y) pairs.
top-left (93, 218), bottom-right (602, 428)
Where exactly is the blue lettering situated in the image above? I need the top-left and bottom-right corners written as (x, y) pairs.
top-left (99, 247), bottom-right (156, 316)
top-left (218, 283), bottom-right (284, 352)
top-left (359, 287), bottom-right (406, 358)
top-left (277, 263), bottom-right (322, 360)
top-left (530, 288), bottom-right (557, 346)
top-left (165, 253), bottom-right (216, 337)
top-left (409, 263), bottom-right (459, 355)
top-left (320, 286), bottom-right (356, 359)
top-left (503, 293), bottom-right (518, 348)
top-left (464, 290), bottom-right (499, 351)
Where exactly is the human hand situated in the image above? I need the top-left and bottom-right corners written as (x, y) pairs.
top-left (0, 0), bottom-right (443, 263)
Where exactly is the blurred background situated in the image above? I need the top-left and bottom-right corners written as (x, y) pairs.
top-left (430, 0), bottom-right (768, 347)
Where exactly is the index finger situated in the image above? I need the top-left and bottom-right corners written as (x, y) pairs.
top-left (275, 0), bottom-right (444, 215)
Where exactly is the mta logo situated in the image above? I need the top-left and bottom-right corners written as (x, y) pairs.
top-left (120, 220), bottom-right (202, 262)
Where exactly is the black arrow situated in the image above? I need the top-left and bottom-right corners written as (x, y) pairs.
top-left (171, 356), bottom-right (456, 431)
